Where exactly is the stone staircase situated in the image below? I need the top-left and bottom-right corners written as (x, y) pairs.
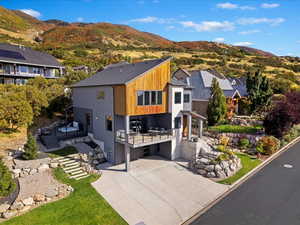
top-left (57, 154), bottom-right (89, 180)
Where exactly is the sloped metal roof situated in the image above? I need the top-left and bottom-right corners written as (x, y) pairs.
top-left (72, 57), bottom-right (172, 87)
top-left (0, 43), bottom-right (61, 68)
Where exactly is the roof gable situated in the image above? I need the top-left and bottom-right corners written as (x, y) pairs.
top-left (72, 57), bottom-right (172, 88)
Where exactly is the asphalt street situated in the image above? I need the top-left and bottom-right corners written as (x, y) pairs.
top-left (190, 141), bottom-right (300, 225)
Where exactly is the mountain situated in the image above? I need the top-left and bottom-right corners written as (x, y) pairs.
top-left (0, 5), bottom-right (299, 93)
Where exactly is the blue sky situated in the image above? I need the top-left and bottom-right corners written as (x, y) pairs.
top-left (2, 0), bottom-right (300, 56)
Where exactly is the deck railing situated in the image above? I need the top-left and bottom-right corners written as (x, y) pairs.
top-left (116, 129), bottom-right (175, 146)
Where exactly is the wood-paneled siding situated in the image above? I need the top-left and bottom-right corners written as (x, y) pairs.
top-left (114, 61), bottom-right (171, 116)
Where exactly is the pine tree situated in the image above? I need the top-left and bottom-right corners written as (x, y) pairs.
top-left (207, 78), bottom-right (227, 126)
top-left (0, 158), bottom-right (16, 197)
top-left (246, 70), bottom-right (273, 112)
top-left (23, 134), bottom-right (38, 160)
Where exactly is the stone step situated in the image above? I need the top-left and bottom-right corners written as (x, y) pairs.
top-left (75, 174), bottom-right (90, 180)
top-left (70, 170), bottom-right (85, 176)
top-left (64, 167), bottom-right (81, 173)
top-left (69, 172), bottom-right (88, 179)
top-left (63, 162), bottom-right (80, 168)
top-left (60, 159), bottom-right (77, 165)
top-left (58, 157), bottom-right (73, 162)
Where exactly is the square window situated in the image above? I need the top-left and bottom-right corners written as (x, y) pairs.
top-left (184, 94), bottom-right (190, 103)
top-left (174, 92), bottom-right (182, 104)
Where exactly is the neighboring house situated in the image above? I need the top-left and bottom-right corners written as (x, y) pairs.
top-left (173, 69), bottom-right (248, 118)
top-left (71, 57), bottom-right (204, 171)
top-left (0, 43), bottom-right (64, 85)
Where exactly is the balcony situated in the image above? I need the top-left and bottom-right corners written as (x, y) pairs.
top-left (116, 128), bottom-right (175, 148)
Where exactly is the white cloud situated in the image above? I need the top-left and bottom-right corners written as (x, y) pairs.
top-left (217, 2), bottom-right (238, 9)
top-left (261, 3), bottom-right (280, 8)
top-left (239, 29), bottom-right (260, 35)
top-left (128, 16), bottom-right (175, 24)
top-left (77, 17), bottom-right (84, 22)
top-left (237, 17), bottom-right (285, 26)
top-left (20, 9), bottom-right (41, 18)
top-left (234, 41), bottom-right (253, 46)
top-left (180, 20), bottom-right (235, 32)
top-left (166, 25), bottom-right (175, 30)
top-left (217, 2), bottom-right (255, 10)
top-left (213, 37), bottom-right (225, 43)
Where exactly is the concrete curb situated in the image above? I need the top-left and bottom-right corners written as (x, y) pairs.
top-left (183, 136), bottom-right (300, 225)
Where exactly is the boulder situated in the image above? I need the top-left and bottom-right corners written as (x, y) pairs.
top-left (10, 202), bottom-right (24, 210)
top-left (45, 189), bottom-right (58, 198)
top-left (12, 169), bottom-right (21, 176)
top-left (19, 205), bottom-right (31, 213)
top-left (2, 210), bottom-right (17, 219)
top-left (22, 197), bottom-right (34, 206)
top-left (207, 171), bottom-right (216, 178)
top-left (204, 165), bottom-right (215, 172)
top-left (29, 168), bottom-right (37, 175)
top-left (92, 160), bottom-right (99, 165)
top-left (214, 164), bottom-right (222, 171)
top-left (50, 163), bottom-right (59, 168)
top-left (38, 164), bottom-right (49, 172)
top-left (33, 194), bottom-right (45, 202)
top-left (0, 204), bottom-right (10, 213)
top-left (199, 158), bottom-right (210, 165)
top-left (197, 169), bottom-right (207, 176)
top-left (216, 170), bottom-right (227, 179)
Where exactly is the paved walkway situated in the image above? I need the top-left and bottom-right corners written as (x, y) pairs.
top-left (92, 156), bottom-right (228, 225)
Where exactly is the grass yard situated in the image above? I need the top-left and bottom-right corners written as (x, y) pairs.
top-left (2, 168), bottom-right (128, 225)
top-left (209, 124), bottom-right (263, 134)
top-left (218, 153), bottom-right (262, 185)
top-left (47, 146), bottom-right (78, 158)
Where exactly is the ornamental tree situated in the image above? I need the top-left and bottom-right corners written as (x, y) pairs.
top-left (207, 78), bottom-right (227, 126)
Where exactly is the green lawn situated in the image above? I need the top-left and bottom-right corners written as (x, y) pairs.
top-left (209, 124), bottom-right (263, 134)
top-left (218, 153), bottom-right (262, 185)
top-left (2, 168), bottom-right (128, 225)
top-left (47, 146), bottom-right (78, 158)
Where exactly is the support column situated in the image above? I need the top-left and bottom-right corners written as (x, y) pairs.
top-left (198, 119), bottom-right (203, 139)
top-left (124, 115), bottom-right (130, 172)
top-left (187, 114), bottom-right (192, 140)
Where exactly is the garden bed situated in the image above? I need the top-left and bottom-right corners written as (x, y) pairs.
top-left (2, 168), bottom-right (127, 225)
top-left (47, 146), bottom-right (78, 158)
top-left (218, 153), bottom-right (261, 185)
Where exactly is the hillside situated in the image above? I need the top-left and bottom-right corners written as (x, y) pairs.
top-left (0, 6), bottom-right (299, 93)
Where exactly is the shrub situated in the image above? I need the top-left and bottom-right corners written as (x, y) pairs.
top-left (220, 135), bottom-right (230, 147)
top-left (23, 134), bottom-right (38, 160)
top-left (216, 145), bottom-right (226, 152)
top-left (0, 158), bottom-right (16, 197)
top-left (216, 153), bottom-right (230, 162)
top-left (256, 136), bottom-right (280, 155)
top-left (239, 138), bottom-right (250, 149)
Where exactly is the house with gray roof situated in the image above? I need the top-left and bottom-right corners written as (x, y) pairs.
top-left (0, 43), bottom-right (64, 85)
top-left (71, 57), bottom-right (205, 171)
top-left (173, 69), bottom-right (248, 117)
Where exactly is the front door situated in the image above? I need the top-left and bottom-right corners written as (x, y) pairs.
top-left (182, 115), bottom-right (188, 137)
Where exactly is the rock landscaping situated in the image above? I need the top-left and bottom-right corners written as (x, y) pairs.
top-left (189, 140), bottom-right (241, 179)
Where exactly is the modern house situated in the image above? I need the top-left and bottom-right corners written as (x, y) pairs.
top-left (72, 57), bottom-right (204, 171)
top-left (0, 43), bottom-right (64, 85)
top-left (173, 69), bottom-right (248, 118)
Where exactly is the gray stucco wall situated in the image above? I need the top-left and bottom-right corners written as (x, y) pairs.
top-left (72, 86), bottom-right (115, 162)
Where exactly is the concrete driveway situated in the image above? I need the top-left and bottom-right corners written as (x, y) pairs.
top-left (92, 156), bottom-right (228, 225)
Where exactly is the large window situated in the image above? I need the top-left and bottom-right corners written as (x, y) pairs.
top-left (19, 66), bottom-right (28, 73)
top-left (174, 92), bottom-right (182, 104)
top-left (175, 117), bottom-right (181, 129)
top-left (106, 115), bottom-right (113, 131)
top-left (136, 91), bottom-right (163, 106)
top-left (184, 94), bottom-right (190, 103)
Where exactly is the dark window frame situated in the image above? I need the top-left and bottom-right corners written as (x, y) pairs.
top-left (137, 90), bottom-right (163, 106)
top-left (106, 115), bottom-right (113, 131)
top-left (184, 93), bottom-right (190, 103)
top-left (174, 117), bottom-right (181, 129)
top-left (174, 92), bottom-right (182, 104)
